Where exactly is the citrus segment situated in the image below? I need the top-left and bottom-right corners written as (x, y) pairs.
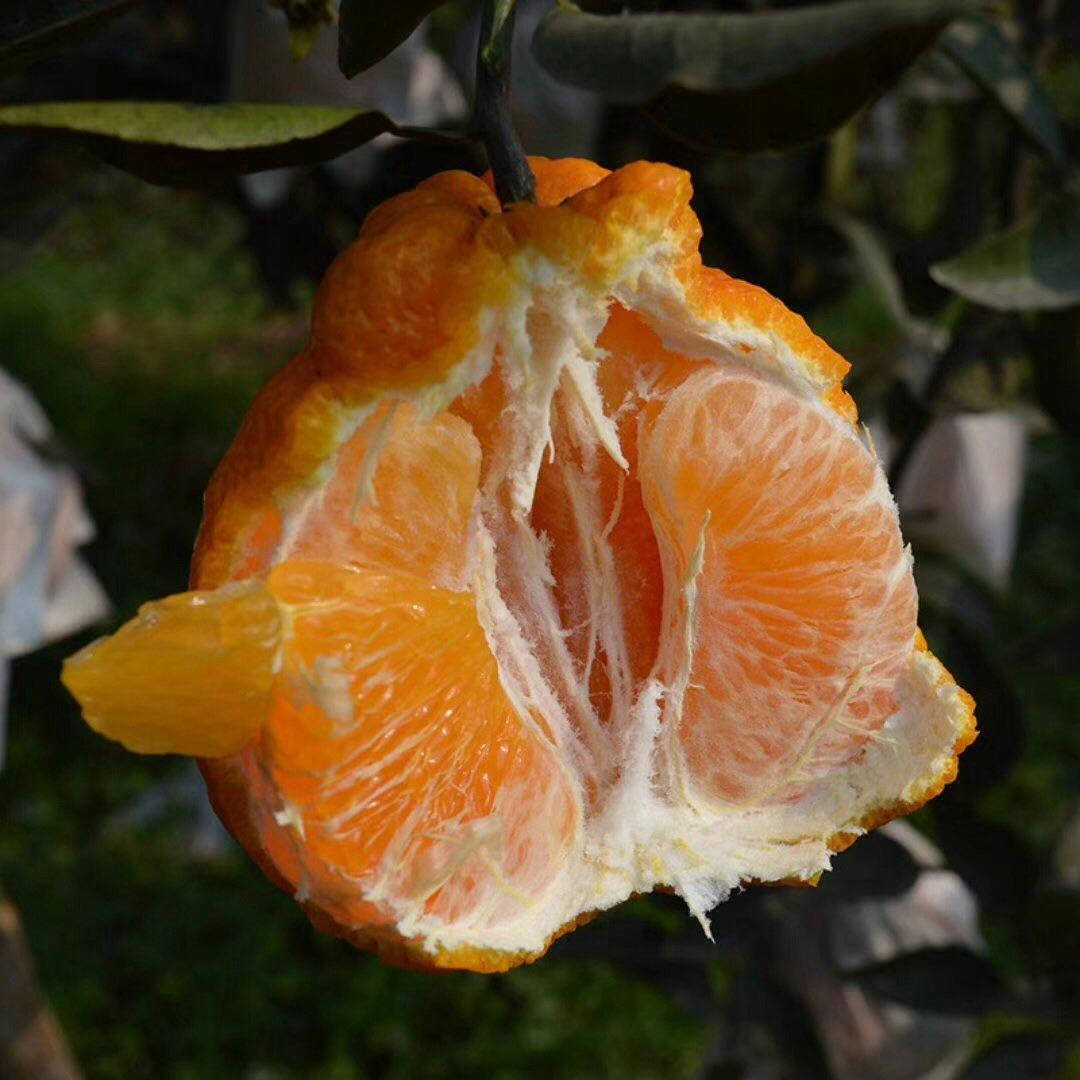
top-left (639, 369), bottom-right (917, 805)
top-left (526, 303), bottom-right (704, 718)
top-left (61, 582), bottom-right (281, 757)
top-left (256, 561), bottom-right (579, 938)
top-left (282, 402), bottom-right (480, 590)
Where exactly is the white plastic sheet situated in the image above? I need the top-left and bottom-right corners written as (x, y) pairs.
top-left (897, 411), bottom-right (1028, 590)
top-left (0, 368), bottom-right (109, 768)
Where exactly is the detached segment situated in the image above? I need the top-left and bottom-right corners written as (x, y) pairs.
top-left (63, 583), bottom-right (281, 758)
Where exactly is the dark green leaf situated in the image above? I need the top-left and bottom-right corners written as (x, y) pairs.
top-left (960, 1034), bottom-right (1069, 1079)
top-left (933, 805), bottom-right (1037, 918)
top-left (338, 0), bottom-right (449, 78)
top-left (0, 102), bottom-right (459, 188)
top-left (940, 20), bottom-right (1069, 175)
top-left (930, 191), bottom-right (1080, 310)
top-left (1029, 886), bottom-right (1080, 973)
top-left (1013, 615), bottom-right (1080, 669)
top-left (1030, 307), bottom-right (1080, 434)
top-left (832, 212), bottom-right (950, 363)
top-left (847, 946), bottom-right (1002, 1015)
top-left (0, 0), bottom-right (139, 78)
top-left (270, 0), bottom-right (336, 62)
top-left (917, 598), bottom-right (1026, 795)
top-left (818, 829), bottom-right (921, 902)
top-left (532, 0), bottom-right (980, 152)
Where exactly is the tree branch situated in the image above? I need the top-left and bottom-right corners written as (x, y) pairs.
top-left (474, 0), bottom-right (535, 206)
top-left (0, 894), bottom-right (82, 1079)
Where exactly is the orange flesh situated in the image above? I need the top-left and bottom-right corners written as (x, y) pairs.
top-left (534, 305), bottom-right (701, 709)
top-left (67, 299), bottom-right (917, 921)
top-left (285, 403), bottom-right (480, 589)
top-left (215, 299), bottom-right (915, 898)
top-left (640, 369), bottom-right (916, 804)
top-left (257, 562), bottom-right (577, 931)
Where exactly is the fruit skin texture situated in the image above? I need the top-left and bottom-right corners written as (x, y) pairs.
top-left (70, 159), bottom-right (976, 973)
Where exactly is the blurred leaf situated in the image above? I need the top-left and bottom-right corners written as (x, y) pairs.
top-left (338, 0), bottom-right (448, 78)
top-left (930, 191), bottom-right (1080, 310)
top-left (1029, 886), bottom-right (1080, 975)
top-left (1030, 307), bottom-right (1080, 435)
top-left (0, 102), bottom-right (458, 187)
top-left (959, 1033), bottom-right (1070, 1079)
top-left (532, 0), bottom-right (980, 152)
top-left (1053, 807), bottom-right (1080, 890)
top-left (1012, 615), bottom-right (1080, 672)
top-left (0, 0), bottom-right (139, 78)
top-left (573, 0), bottom-right (659, 10)
top-left (818, 829), bottom-right (922, 902)
top-left (270, 0), bottom-right (336, 62)
top-left (847, 946), bottom-right (1002, 1014)
top-left (831, 213), bottom-right (950, 389)
top-left (938, 354), bottom-right (1028, 412)
top-left (940, 20), bottom-right (1069, 175)
top-left (549, 908), bottom-right (718, 1019)
top-left (934, 804), bottom-right (1038, 918)
top-left (918, 598), bottom-right (1025, 792)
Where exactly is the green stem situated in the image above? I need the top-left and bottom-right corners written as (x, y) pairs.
top-left (474, 0), bottom-right (535, 206)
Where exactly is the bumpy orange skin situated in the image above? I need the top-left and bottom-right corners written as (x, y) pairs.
top-left (192, 159), bottom-right (975, 971)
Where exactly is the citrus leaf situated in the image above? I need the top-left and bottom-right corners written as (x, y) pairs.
top-left (338, 0), bottom-right (449, 78)
top-left (940, 19), bottom-right (1070, 174)
top-left (959, 1034), bottom-right (1070, 1079)
top-left (270, 0), bottom-right (337, 62)
top-left (831, 212), bottom-right (950, 365)
top-left (930, 191), bottom-right (1080, 310)
top-left (0, 0), bottom-right (139, 78)
top-left (817, 829), bottom-right (921, 901)
top-left (1029, 886), bottom-right (1080, 973)
top-left (0, 102), bottom-right (458, 187)
top-left (532, 0), bottom-right (981, 152)
top-left (1031, 308), bottom-right (1080, 434)
top-left (846, 946), bottom-right (1002, 1014)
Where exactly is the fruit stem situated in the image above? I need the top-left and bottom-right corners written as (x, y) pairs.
top-left (474, 0), bottom-right (536, 206)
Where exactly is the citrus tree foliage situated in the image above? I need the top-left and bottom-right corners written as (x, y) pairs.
top-left (930, 190), bottom-right (1080, 311)
top-left (0, 102), bottom-right (411, 186)
top-left (532, 0), bottom-right (982, 152)
top-left (338, 0), bottom-right (450, 77)
top-left (0, 0), bottom-right (139, 78)
top-left (0, 0), bottom-right (993, 170)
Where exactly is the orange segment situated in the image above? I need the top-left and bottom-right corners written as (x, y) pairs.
top-left (259, 561), bottom-right (579, 930)
top-left (640, 369), bottom-right (917, 805)
top-left (518, 304), bottom-right (704, 724)
top-left (525, 308), bottom-right (678, 719)
top-left (61, 583), bottom-right (281, 758)
top-left (284, 402), bottom-right (481, 589)
top-left (219, 402), bottom-right (481, 590)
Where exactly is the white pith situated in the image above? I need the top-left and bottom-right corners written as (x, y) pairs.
top-left (260, 243), bottom-right (972, 960)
